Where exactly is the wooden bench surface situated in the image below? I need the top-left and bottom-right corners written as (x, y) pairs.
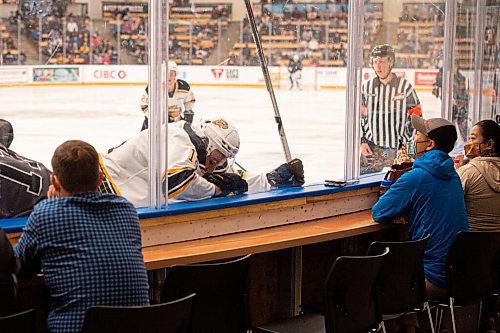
top-left (142, 210), bottom-right (389, 270)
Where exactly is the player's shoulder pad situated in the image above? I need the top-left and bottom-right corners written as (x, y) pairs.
top-left (176, 79), bottom-right (191, 92)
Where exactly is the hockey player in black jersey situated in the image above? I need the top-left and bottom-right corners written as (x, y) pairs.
top-left (0, 119), bottom-right (52, 218)
top-left (140, 61), bottom-right (196, 130)
top-left (288, 54), bottom-right (303, 90)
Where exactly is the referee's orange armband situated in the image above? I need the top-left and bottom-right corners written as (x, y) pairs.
top-left (408, 105), bottom-right (422, 117)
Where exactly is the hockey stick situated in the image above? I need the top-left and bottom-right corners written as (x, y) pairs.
top-left (243, 0), bottom-right (292, 162)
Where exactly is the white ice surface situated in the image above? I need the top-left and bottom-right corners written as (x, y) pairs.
top-left (1, 85), bottom-right (441, 184)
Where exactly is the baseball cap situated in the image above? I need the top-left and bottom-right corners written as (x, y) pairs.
top-left (411, 115), bottom-right (453, 137)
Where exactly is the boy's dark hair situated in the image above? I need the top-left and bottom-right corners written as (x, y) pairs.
top-left (51, 140), bottom-right (100, 193)
top-left (475, 119), bottom-right (500, 154)
top-left (428, 125), bottom-right (457, 153)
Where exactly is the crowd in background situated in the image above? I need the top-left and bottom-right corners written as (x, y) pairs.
top-left (0, 0), bottom-right (498, 70)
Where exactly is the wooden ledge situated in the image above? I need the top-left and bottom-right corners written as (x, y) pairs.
top-left (142, 210), bottom-right (390, 270)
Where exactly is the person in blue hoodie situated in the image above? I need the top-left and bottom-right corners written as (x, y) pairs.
top-left (372, 115), bottom-right (468, 302)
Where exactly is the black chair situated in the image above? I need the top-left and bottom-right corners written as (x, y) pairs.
top-left (160, 254), bottom-right (251, 333)
top-left (0, 228), bottom-right (19, 316)
top-left (366, 235), bottom-right (434, 333)
top-left (254, 248), bottom-right (389, 333)
top-left (0, 274), bottom-right (17, 316)
top-left (434, 231), bottom-right (500, 333)
top-left (0, 308), bottom-right (35, 333)
top-left (81, 293), bottom-right (196, 333)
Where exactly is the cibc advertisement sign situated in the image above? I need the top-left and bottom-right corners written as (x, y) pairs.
top-left (82, 66), bottom-right (146, 83)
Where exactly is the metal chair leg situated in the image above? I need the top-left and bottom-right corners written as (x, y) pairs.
top-left (424, 302), bottom-right (435, 333)
top-left (435, 307), bottom-right (443, 332)
top-left (450, 297), bottom-right (457, 333)
top-left (380, 321), bottom-right (387, 333)
top-left (477, 300), bottom-right (483, 332)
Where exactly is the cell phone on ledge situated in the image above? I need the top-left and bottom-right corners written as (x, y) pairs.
top-left (324, 179), bottom-right (359, 187)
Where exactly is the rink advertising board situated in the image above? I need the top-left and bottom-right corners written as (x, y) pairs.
top-left (414, 71), bottom-right (438, 86)
top-left (32, 67), bottom-right (80, 83)
top-left (82, 65), bottom-right (146, 84)
top-left (0, 67), bottom-right (29, 84)
top-left (0, 65), bottom-right (440, 90)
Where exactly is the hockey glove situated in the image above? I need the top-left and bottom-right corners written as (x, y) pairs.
top-left (204, 173), bottom-right (248, 197)
top-left (267, 158), bottom-right (305, 188)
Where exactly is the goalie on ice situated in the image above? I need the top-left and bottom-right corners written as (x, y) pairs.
top-left (99, 118), bottom-right (304, 206)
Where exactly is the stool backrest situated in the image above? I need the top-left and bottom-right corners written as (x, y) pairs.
top-left (160, 254), bottom-right (251, 333)
top-left (82, 293), bottom-right (196, 333)
top-left (0, 309), bottom-right (35, 333)
top-left (324, 248), bottom-right (388, 333)
top-left (366, 235), bottom-right (429, 315)
top-left (445, 231), bottom-right (500, 305)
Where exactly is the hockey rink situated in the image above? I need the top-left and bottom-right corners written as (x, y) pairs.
top-left (1, 85), bottom-right (441, 184)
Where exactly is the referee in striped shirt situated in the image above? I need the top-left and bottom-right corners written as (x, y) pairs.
top-left (361, 44), bottom-right (422, 174)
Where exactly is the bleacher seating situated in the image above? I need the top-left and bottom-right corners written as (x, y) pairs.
top-left (0, 0), bottom-right (496, 70)
top-left (231, 2), bottom-right (382, 67)
top-left (0, 17), bottom-right (21, 65)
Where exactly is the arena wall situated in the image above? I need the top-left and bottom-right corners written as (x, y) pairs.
top-left (0, 65), bottom-right (443, 92)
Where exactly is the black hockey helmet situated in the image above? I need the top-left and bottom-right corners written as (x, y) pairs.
top-left (370, 44), bottom-right (395, 65)
top-left (0, 119), bottom-right (13, 148)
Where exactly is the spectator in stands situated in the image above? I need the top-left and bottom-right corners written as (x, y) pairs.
top-left (66, 16), bottom-right (78, 34)
top-left (283, 5), bottom-right (293, 20)
top-left (292, 5), bottom-right (304, 20)
top-left (373, 115), bottom-right (468, 302)
top-left (110, 47), bottom-right (118, 64)
top-left (308, 37), bottom-right (319, 53)
top-left (0, 119), bottom-right (51, 218)
top-left (484, 28), bottom-right (499, 70)
top-left (361, 44), bottom-right (422, 174)
top-left (14, 140), bottom-right (150, 333)
top-left (91, 32), bottom-right (100, 49)
top-left (0, 228), bottom-right (20, 316)
top-left (7, 11), bottom-right (17, 31)
top-left (18, 51), bottom-right (26, 65)
top-left (4, 51), bottom-right (16, 65)
top-left (400, 5), bottom-right (411, 22)
top-left (79, 42), bottom-right (90, 56)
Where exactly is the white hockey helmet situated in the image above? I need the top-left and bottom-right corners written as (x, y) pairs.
top-left (195, 118), bottom-right (240, 159)
top-left (168, 61), bottom-right (178, 74)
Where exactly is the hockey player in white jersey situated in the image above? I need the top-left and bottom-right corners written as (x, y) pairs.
top-left (99, 118), bottom-right (304, 207)
top-left (140, 61), bottom-right (196, 130)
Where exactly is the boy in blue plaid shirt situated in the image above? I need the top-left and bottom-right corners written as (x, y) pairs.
top-left (15, 140), bottom-right (149, 333)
